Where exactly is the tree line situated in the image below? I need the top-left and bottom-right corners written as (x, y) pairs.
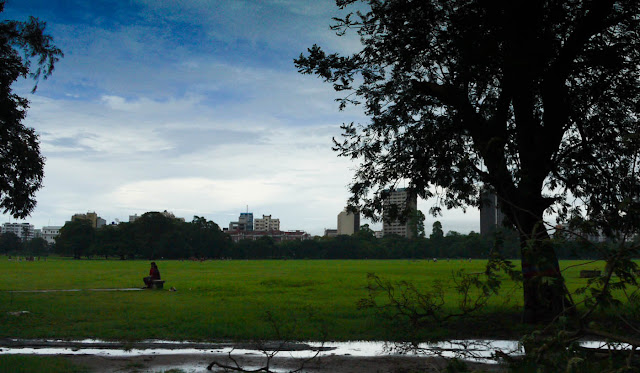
top-left (0, 212), bottom-right (618, 260)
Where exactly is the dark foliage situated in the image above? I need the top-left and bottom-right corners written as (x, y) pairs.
top-left (55, 214), bottom-right (231, 260)
top-left (0, 1), bottom-right (62, 218)
top-left (0, 231), bottom-right (21, 253)
top-left (50, 216), bottom-right (620, 261)
top-left (295, 0), bottom-right (640, 322)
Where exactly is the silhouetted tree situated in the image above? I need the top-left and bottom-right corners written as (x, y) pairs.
top-left (296, 0), bottom-right (640, 323)
top-left (189, 215), bottom-right (230, 258)
top-left (408, 209), bottom-right (426, 238)
top-left (0, 1), bottom-right (63, 218)
top-left (56, 219), bottom-right (94, 259)
top-left (24, 237), bottom-right (48, 256)
top-left (430, 221), bottom-right (444, 241)
top-left (0, 231), bottom-right (21, 253)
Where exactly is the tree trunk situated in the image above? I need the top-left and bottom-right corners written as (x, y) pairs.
top-left (517, 215), bottom-right (569, 323)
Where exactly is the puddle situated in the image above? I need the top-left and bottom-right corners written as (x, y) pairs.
top-left (5, 288), bottom-right (144, 293)
top-left (0, 339), bottom-right (521, 363)
top-left (0, 338), bottom-right (632, 367)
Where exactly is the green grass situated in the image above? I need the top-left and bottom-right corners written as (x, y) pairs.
top-left (0, 257), bottom-right (628, 342)
top-left (0, 355), bottom-right (87, 373)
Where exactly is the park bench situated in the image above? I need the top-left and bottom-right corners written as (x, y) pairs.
top-left (579, 270), bottom-right (601, 278)
top-left (151, 280), bottom-right (165, 289)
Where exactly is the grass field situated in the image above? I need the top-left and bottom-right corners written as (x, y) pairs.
top-left (0, 258), bottom-right (616, 342)
top-left (0, 355), bottom-right (88, 373)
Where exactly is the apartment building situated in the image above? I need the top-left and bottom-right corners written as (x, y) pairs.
top-left (1, 222), bottom-right (35, 241)
top-left (230, 212), bottom-right (254, 231)
top-left (254, 215), bottom-right (280, 231)
top-left (382, 188), bottom-right (418, 238)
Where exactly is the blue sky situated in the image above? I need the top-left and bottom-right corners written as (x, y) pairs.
top-left (3, 0), bottom-right (479, 235)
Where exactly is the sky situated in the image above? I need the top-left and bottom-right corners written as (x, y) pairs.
top-left (2, 0), bottom-right (480, 235)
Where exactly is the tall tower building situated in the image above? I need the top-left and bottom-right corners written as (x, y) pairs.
top-left (480, 190), bottom-right (504, 236)
top-left (382, 188), bottom-right (418, 238)
top-left (337, 208), bottom-right (360, 235)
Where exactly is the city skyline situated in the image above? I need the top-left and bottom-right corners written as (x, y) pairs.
top-left (2, 1), bottom-right (479, 236)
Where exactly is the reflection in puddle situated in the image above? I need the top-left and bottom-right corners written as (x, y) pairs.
top-left (6, 288), bottom-right (144, 293)
top-left (0, 339), bottom-right (631, 366)
top-left (0, 339), bottom-right (521, 363)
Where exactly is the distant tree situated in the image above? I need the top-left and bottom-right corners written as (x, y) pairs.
top-left (189, 216), bottom-right (229, 258)
top-left (0, 231), bottom-right (21, 253)
top-left (296, 0), bottom-right (640, 323)
top-left (354, 223), bottom-right (376, 240)
top-left (93, 224), bottom-right (122, 259)
top-left (133, 212), bottom-right (177, 259)
top-left (429, 221), bottom-right (444, 241)
top-left (0, 1), bottom-right (63, 218)
top-left (24, 236), bottom-right (47, 256)
top-left (56, 219), bottom-right (94, 259)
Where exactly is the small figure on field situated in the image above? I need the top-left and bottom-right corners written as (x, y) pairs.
top-left (143, 262), bottom-right (161, 288)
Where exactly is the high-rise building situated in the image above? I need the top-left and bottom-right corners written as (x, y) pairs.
top-left (479, 190), bottom-right (504, 236)
top-left (337, 208), bottom-right (360, 235)
top-left (230, 212), bottom-right (254, 231)
top-left (1, 222), bottom-right (35, 241)
top-left (382, 188), bottom-right (418, 238)
top-left (254, 215), bottom-right (280, 231)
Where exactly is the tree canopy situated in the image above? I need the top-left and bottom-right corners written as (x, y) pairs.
top-left (295, 0), bottom-right (640, 322)
top-left (0, 1), bottom-right (62, 218)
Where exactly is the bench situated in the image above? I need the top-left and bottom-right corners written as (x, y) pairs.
top-left (579, 270), bottom-right (601, 278)
top-left (151, 280), bottom-right (165, 289)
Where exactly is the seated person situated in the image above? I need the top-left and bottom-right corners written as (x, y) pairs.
top-left (143, 262), bottom-right (161, 288)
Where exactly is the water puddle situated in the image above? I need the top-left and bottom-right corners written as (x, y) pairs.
top-left (0, 339), bottom-right (521, 361)
top-left (5, 288), bottom-right (144, 293)
top-left (0, 338), bottom-right (631, 372)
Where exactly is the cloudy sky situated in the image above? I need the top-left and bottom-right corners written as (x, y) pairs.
top-left (3, 0), bottom-right (479, 235)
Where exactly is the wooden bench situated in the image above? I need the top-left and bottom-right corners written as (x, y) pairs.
top-left (151, 280), bottom-right (165, 289)
top-left (579, 270), bottom-right (601, 278)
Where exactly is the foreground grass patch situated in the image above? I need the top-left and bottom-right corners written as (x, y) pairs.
top-left (0, 355), bottom-right (87, 373)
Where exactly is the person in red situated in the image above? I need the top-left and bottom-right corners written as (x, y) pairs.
top-left (143, 262), bottom-right (161, 288)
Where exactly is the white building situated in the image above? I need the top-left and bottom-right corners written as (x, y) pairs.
top-left (42, 226), bottom-right (62, 245)
top-left (337, 209), bottom-right (360, 236)
top-left (1, 222), bottom-right (35, 241)
top-left (254, 215), bottom-right (280, 231)
top-left (382, 188), bottom-right (418, 238)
